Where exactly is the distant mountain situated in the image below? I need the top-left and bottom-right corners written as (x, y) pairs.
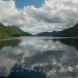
top-left (0, 23), bottom-right (32, 39)
top-left (36, 23), bottom-right (78, 37)
top-left (36, 31), bottom-right (64, 37)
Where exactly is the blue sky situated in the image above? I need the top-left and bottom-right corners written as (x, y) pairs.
top-left (16, 0), bottom-right (44, 9)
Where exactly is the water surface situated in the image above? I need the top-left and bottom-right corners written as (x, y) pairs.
top-left (0, 37), bottom-right (78, 78)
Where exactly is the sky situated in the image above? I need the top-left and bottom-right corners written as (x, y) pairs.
top-left (16, 0), bottom-right (44, 9)
top-left (0, 0), bottom-right (78, 34)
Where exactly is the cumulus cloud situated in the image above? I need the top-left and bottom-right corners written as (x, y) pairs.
top-left (0, 0), bottom-right (17, 21)
top-left (1, 0), bottom-right (78, 34)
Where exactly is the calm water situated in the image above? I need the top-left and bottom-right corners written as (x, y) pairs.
top-left (0, 37), bottom-right (78, 78)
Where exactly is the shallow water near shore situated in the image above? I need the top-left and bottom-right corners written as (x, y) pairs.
top-left (0, 37), bottom-right (78, 78)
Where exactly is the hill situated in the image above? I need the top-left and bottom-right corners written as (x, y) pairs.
top-left (61, 23), bottom-right (78, 37)
top-left (0, 23), bottom-right (32, 39)
top-left (59, 23), bottom-right (78, 49)
top-left (36, 23), bottom-right (78, 37)
top-left (36, 31), bottom-right (64, 37)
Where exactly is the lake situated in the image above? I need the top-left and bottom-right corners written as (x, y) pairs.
top-left (0, 37), bottom-right (78, 78)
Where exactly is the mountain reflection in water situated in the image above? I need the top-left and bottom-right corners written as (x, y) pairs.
top-left (0, 38), bottom-right (20, 48)
top-left (0, 37), bottom-right (78, 78)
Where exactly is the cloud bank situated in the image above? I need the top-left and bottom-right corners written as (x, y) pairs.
top-left (1, 0), bottom-right (78, 34)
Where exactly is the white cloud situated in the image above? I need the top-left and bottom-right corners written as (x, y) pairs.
top-left (0, 0), bottom-right (17, 21)
top-left (1, 0), bottom-right (78, 34)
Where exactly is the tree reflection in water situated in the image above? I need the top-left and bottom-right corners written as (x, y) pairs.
top-left (59, 38), bottom-right (78, 49)
top-left (0, 39), bottom-right (20, 49)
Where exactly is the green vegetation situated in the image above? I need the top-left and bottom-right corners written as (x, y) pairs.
top-left (0, 23), bottom-right (32, 39)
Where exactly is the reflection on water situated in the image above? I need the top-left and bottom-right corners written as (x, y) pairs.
top-left (59, 38), bottom-right (78, 49)
top-left (0, 37), bottom-right (78, 78)
top-left (0, 39), bottom-right (20, 49)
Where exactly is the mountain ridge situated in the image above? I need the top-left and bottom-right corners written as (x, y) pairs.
top-left (0, 23), bottom-right (32, 39)
top-left (36, 23), bottom-right (78, 37)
